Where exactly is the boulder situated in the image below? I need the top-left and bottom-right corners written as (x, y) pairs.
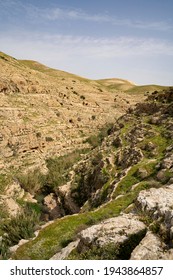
top-left (136, 185), bottom-right (173, 241)
top-left (130, 231), bottom-right (165, 260)
top-left (44, 193), bottom-right (65, 219)
top-left (5, 198), bottom-right (20, 217)
top-left (77, 214), bottom-right (146, 259)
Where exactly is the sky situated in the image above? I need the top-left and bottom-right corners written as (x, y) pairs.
top-left (0, 0), bottom-right (173, 85)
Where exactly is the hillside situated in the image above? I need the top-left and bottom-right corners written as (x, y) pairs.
top-left (0, 51), bottom-right (172, 260)
top-left (0, 51), bottom-right (144, 174)
top-left (6, 87), bottom-right (172, 260)
top-left (98, 77), bottom-right (167, 93)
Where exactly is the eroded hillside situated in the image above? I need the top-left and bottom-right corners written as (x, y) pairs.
top-left (0, 51), bottom-right (145, 174)
top-left (0, 51), bottom-right (172, 260)
top-left (1, 87), bottom-right (171, 260)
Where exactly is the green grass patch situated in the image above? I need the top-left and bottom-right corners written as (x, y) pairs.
top-left (112, 159), bottom-right (158, 199)
top-left (12, 183), bottom-right (148, 260)
top-left (0, 205), bottom-right (40, 259)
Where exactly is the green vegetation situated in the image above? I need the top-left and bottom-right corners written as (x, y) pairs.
top-left (45, 149), bottom-right (89, 191)
top-left (0, 205), bottom-right (39, 259)
top-left (85, 123), bottom-right (114, 148)
top-left (0, 173), bottom-right (12, 194)
top-left (12, 178), bottom-right (151, 260)
top-left (68, 242), bottom-right (120, 260)
top-left (71, 153), bottom-right (110, 207)
top-left (16, 169), bottom-right (45, 195)
top-left (112, 159), bottom-right (158, 199)
top-left (16, 149), bottom-right (89, 195)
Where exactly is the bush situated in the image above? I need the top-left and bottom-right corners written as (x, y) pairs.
top-left (17, 169), bottom-right (45, 195)
top-left (45, 136), bottom-right (54, 142)
top-left (86, 123), bottom-right (114, 148)
top-left (44, 150), bottom-right (87, 191)
top-left (69, 243), bottom-right (119, 260)
top-left (0, 205), bottom-right (39, 259)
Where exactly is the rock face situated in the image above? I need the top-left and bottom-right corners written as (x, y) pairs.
top-left (130, 231), bottom-right (166, 260)
top-left (137, 185), bottom-right (173, 237)
top-left (43, 193), bottom-right (65, 220)
top-left (51, 214), bottom-right (147, 260)
top-left (116, 146), bottom-right (143, 168)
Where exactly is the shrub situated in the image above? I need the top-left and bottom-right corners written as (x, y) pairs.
top-left (36, 132), bottom-right (41, 138)
top-left (72, 153), bottom-right (110, 207)
top-left (80, 243), bottom-right (119, 260)
top-left (45, 136), bottom-right (54, 142)
top-left (85, 123), bottom-right (114, 148)
top-left (44, 150), bottom-right (87, 191)
top-left (0, 205), bottom-right (39, 259)
top-left (17, 169), bottom-right (45, 195)
top-left (80, 95), bottom-right (85, 100)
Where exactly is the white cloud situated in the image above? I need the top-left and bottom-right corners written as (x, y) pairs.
top-left (37, 8), bottom-right (173, 31)
top-left (1, 32), bottom-right (173, 61)
top-left (1, 31), bottom-right (173, 85)
top-left (0, 0), bottom-right (172, 32)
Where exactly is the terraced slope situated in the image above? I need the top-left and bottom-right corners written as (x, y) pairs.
top-left (0, 51), bottom-right (144, 175)
top-left (8, 88), bottom-right (173, 260)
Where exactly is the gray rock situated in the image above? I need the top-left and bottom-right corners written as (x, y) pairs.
top-left (50, 240), bottom-right (80, 260)
top-left (162, 154), bottom-right (173, 169)
top-left (130, 231), bottom-right (173, 260)
top-left (116, 146), bottom-right (143, 168)
top-left (130, 231), bottom-right (165, 260)
top-left (77, 213), bottom-right (146, 257)
top-left (136, 185), bottom-right (173, 232)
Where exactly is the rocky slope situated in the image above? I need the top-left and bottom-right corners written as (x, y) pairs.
top-left (0, 51), bottom-right (147, 230)
top-left (0, 51), bottom-right (172, 260)
top-left (1, 87), bottom-right (171, 260)
top-left (0, 51), bottom-right (143, 175)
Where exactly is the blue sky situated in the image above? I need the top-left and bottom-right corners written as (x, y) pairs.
top-left (0, 0), bottom-right (173, 85)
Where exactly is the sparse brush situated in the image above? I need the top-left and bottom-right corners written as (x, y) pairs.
top-left (0, 205), bottom-right (39, 259)
top-left (17, 169), bottom-right (46, 195)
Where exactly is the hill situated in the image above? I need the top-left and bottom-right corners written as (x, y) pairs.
top-left (0, 51), bottom-right (145, 174)
top-left (97, 77), bottom-right (167, 94)
top-left (0, 51), bottom-right (172, 260)
top-left (10, 87), bottom-right (173, 260)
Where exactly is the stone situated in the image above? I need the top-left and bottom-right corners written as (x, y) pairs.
top-left (5, 182), bottom-right (24, 199)
top-left (116, 146), bottom-right (143, 168)
top-left (77, 214), bottom-right (146, 256)
top-left (50, 240), bottom-right (80, 260)
top-left (137, 167), bottom-right (149, 179)
top-left (136, 185), bottom-right (173, 233)
top-left (162, 154), bottom-right (173, 169)
top-left (156, 169), bottom-right (169, 183)
top-left (130, 231), bottom-right (165, 260)
top-left (44, 193), bottom-right (65, 219)
top-left (5, 198), bottom-right (20, 216)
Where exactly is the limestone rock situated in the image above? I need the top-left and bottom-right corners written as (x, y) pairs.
top-left (44, 193), bottom-right (65, 219)
top-left (130, 231), bottom-right (165, 260)
top-left (50, 240), bottom-right (80, 260)
top-left (5, 198), bottom-right (20, 217)
top-left (136, 184), bottom-right (173, 240)
top-left (116, 146), bottom-right (143, 168)
top-left (5, 182), bottom-right (24, 199)
top-left (77, 214), bottom-right (146, 257)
